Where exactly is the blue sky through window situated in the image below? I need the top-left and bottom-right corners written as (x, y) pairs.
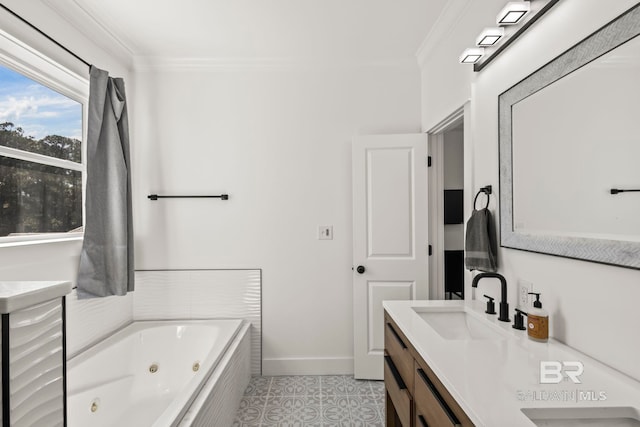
top-left (0, 65), bottom-right (82, 141)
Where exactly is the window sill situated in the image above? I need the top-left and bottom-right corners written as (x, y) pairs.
top-left (0, 232), bottom-right (83, 248)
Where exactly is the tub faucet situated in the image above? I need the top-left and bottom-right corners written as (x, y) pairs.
top-left (472, 272), bottom-right (510, 322)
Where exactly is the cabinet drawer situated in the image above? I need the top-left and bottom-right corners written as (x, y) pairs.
top-left (384, 355), bottom-right (412, 427)
top-left (414, 363), bottom-right (462, 427)
top-left (384, 315), bottom-right (414, 391)
top-left (415, 407), bottom-right (432, 427)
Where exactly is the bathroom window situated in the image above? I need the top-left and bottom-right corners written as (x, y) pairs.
top-left (0, 63), bottom-right (85, 240)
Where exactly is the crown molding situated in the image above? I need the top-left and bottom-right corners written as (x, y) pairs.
top-left (416, 0), bottom-right (472, 67)
top-left (42, 0), bottom-right (135, 68)
top-left (133, 56), bottom-right (419, 72)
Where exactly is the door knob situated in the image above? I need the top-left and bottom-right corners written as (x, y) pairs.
top-left (356, 265), bottom-right (366, 274)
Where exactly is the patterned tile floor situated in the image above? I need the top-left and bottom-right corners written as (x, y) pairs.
top-left (232, 375), bottom-right (386, 426)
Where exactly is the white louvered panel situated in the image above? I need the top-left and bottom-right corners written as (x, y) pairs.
top-left (134, 270), bottom-right (262, 375)
top-left (9, 299), bottom-right (64, 427)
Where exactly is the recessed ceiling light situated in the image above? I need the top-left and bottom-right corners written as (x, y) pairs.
top-left (476, 28), bottom-right (505, 47)
top-left (459, 48), bottom-right (485, 64)
top-left (497, 2), bottom-right (530, 25)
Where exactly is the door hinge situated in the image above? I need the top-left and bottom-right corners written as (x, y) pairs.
top-left (428, 245), bottom-right (432, 256)
top-left (427, 156), bottom-right (432, 167)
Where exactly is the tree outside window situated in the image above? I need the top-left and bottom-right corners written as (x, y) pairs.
top-left (0, 65), bottom-right (83, 238)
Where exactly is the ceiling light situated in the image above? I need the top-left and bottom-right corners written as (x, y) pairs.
top-left (459, 48), bottom-right (485, 64)
top-left (476, 28), bottom-right (505, 47)
top-left (497, 2), bottom-right (530, 25)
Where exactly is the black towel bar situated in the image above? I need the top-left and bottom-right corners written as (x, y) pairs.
top-left (148, 194), bottom-right (229, 200)
top-left (610, 188), bottom-right (640, 195)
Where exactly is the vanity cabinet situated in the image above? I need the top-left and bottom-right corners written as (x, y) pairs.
top-left (0, 281), bottom-right (72, 427)
top-left (384, 311), bottom-right (474, 427)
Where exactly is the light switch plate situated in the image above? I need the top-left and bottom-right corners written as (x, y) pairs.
top-left (318, 226), bottom-right (333, 240)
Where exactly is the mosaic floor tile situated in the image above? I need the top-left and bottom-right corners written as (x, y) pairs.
top-left (244, 376), bottom-right (273, 396)
top-left (235, 397), bottom-right (265, 424)
top-left (263, 405), bottom-right (291, 423)
top-left (234, 375), bottom-right (385, 426)
top-left (290, 405), bottom-right (322, 423)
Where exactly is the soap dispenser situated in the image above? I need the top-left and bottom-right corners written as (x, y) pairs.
top-left (527, 293), bottom-right (549, 342)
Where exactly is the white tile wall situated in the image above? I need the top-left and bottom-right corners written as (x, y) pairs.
top-left (64, 269), bottom-right (260, 375)
top-left (133, 270), bottom-right (261, 375)
top-left (179, 322), bottom-right (251, 427)
top-left (65, 290), bottom-right (133, 358)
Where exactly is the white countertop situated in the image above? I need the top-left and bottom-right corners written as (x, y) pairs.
top-left (383, 299), bottom-right (640, 427)
top-left (0, 281), bottom-right (72, 313)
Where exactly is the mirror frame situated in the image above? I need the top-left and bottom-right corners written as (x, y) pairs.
top-left (498, 4), bottom-right (640, 270)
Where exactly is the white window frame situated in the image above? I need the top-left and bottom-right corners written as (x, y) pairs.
top-left (0, 27), bottom-right (89, 247)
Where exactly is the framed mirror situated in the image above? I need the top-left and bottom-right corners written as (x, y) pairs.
top-left (499, 4), bottom-right (640, 269)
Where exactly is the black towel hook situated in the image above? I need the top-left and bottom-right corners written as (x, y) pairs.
top-left (473, 185), bottom-right (492, 210)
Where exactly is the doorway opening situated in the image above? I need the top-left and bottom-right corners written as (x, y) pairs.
top-left (428, 106), bottom-right (469, 300)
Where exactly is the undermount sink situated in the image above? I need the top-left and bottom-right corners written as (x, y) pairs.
top-left (412, 308), bottom-right (506, 340)
top-left (522, 407), bottom-right (640, 426)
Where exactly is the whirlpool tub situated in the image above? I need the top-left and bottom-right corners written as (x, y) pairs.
top-left (67, 319), bottom-right (250, 427)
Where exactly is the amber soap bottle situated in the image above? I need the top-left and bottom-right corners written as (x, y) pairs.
top-left (527, 292), bottom-right (548, 342)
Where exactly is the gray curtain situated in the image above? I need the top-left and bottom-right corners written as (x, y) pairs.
top-left (77, 66), bottom-right (134, 298)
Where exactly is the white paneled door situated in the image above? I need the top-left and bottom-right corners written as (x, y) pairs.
top-left (352, 134), bottom-right (428, 380)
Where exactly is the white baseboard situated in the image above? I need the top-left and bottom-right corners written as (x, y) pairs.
top-left (262, 357), bottom-right (354, 376)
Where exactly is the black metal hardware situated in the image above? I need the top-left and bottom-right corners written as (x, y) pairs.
top-left (148, 194), bottom-right (229, 201)
top-left (384, 355), bottom-right (407, 390)
top-left (386, 323), bottom-right (407, 349)
top-left (472, 272), bottom-right (510, 322)
top-left (428, 156), bottom-right (432, 167)
top-left (610, 188), bottom-right (640, 194)
top-left (418, 415), bottom-right (430, 427)
top-left (356, 265), bottom-right (366, 274)
top-left (483, 294), bottom-right (496, 315)
top-left (2, 314), bottom-right (9, 427)
top-left (428, 245), bottom-right (432, 256)
top-left (529, 292), bottom-right (543, 309)
top-left (499, 303), bottom-right (510, 322)
top-left (62, 297), bottom-right (68, 427)
top-left (473, 185), bottom-right (492, 210)
top-left (513, 308), bottom-right (527, 330)
top-left (0, 4), bottom-right (91, 68)
top-left (473, 0), bottom-right (560, 72)
top-left (417, 368), bottom-right (461, 426)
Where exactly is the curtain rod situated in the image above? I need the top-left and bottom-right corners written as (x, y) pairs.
top-left (0, 3), bottom-right (91, 69)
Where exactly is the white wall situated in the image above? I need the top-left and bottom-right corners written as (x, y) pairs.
top-left (132, 61), bottom-right (422, 374)
top-left (0, 1), bottom-right (134, 355)
top-left (421, 0), bottom-right (640, 381)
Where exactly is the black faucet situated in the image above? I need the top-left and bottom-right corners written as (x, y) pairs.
top-left (471, 272), bottom-right (510, 322)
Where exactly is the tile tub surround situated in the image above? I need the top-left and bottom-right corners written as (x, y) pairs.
top-left (134, 270), bottom-right (262, 375)
top-left (233, 375), bottom-right (385, 426)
